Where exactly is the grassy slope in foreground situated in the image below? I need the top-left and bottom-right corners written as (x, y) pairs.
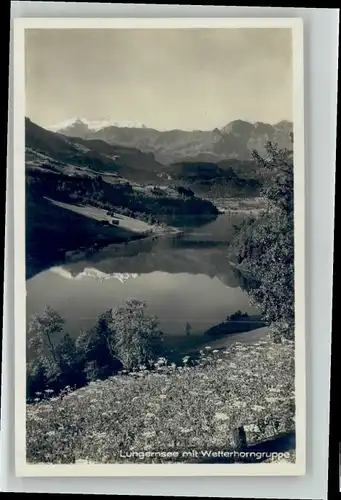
top-left (26, 335), bottom-right (295, 464)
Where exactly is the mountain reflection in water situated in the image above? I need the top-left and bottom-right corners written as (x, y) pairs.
top-left (26, 214), bottom-right (260, 350)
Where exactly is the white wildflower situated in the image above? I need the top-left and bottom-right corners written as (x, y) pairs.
top-left (180, 427), bottom-right (193, 434)
top-left (232, 401), bottom-right (247, 409)
top-left (252, 405), bottom-right (265, 412)
top-left (143, 431), bottom-right (156, 438)
top-left (265, 396), bottom-right (280, 403)
top-left (243, 424), bottom-right (260, 433)
top-left (214, 412), bottom-right (229, 421)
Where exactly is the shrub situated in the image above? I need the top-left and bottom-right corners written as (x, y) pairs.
top-left (107, 299), bottom-right (164, 370)
top-left (27, 301), bottom-right (167, 399)
top-left (229, 142), bottom-right (294, 342)
top-left (75, 312), bottom-right (123, 381)
top-left (27, 307), bottom-right (89, 399)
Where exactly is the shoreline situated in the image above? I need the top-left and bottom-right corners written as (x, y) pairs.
top-left (25, 196), bottom-right (262, 281)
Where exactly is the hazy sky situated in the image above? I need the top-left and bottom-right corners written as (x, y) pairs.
top-left (25, 28), bottom-right (293, 131)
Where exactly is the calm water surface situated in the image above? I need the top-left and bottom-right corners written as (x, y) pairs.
top-left (26, 214), bottom-right (259, 350)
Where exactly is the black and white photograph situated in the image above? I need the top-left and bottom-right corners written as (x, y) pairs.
top-left (13, 17), bottom-right (306, 476)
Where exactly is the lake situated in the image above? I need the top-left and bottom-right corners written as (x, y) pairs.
top-left (26, 213), bottom-right (261, 355)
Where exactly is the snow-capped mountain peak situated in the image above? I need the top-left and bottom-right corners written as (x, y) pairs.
top-left (47, 117), bottom-right (86, 132)
top-left (47, 117), bottom-right (147, 132)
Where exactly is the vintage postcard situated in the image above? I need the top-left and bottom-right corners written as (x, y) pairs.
top-left (13, 17), bottom-right (305, 476)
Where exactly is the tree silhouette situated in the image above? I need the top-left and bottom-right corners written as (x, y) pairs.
top-left (107, 299), bottom-right (164, 370)
top-left (229, 142), bottom-right (294, 342)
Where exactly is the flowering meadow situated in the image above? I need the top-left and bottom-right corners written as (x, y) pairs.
top-left (26, 336), bottom-right (295, 464)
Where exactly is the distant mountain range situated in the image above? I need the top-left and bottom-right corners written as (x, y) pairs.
top-left (25, 117), bottom-right (163, 181)
top-left (47, 117), bottom-right (293, 165)
top-left (48, 117), bottom-right (147, 133)
top-left (25, 116), bottom-right (293, 281)
top-left (26, 116), bottom-right (289, 195)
